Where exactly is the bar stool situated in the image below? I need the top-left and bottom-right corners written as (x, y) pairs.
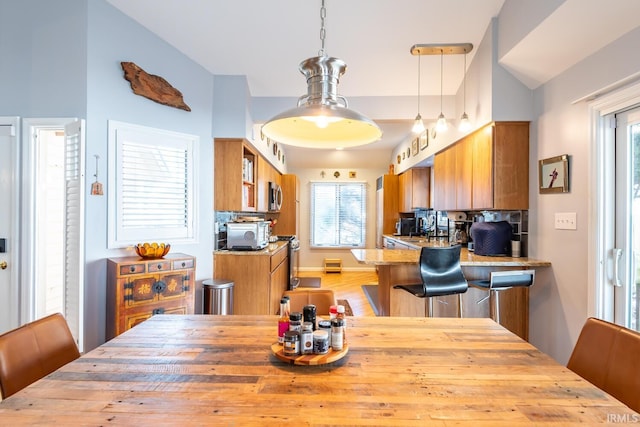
top-left (468, 270), bottom-right (535, 324)
top-left (393, 245), bottom-right (468, 317)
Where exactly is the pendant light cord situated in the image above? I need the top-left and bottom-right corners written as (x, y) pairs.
top-left (417, 54), bottom-right (421, 114)
top-left (440, 50), bottom-right (444, 113)
top-left (463, 50), bottom-right (467, 112)
top-left (319, 0), bottom-right (327, 57)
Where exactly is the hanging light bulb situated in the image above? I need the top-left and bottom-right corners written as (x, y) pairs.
top-left (412, 53), bottom-right (425, 134)
top-left (436, 49), bottom-right (448, 133)
top-left (458, 48), bottom-right (472, 132)
top-left (261, 0), bottom-right (382, 149)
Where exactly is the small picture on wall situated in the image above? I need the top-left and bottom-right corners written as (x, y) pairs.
top-left (539, 154), bottom-right (569, 193)
top-left (419, 131), bottom-right (428, 150)
top-left (411, 138), bottom-right (419, 156)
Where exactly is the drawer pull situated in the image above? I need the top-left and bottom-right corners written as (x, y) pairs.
top-left (156, 263), bottom-right (163, 270)
top-left (152, 308), bottom-right (165, 315)
top-left (129, 266), bottom-right (136, 273)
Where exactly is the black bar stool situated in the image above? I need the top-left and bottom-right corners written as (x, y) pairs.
top-left (468, 270), bottom-right (535, 324)
top-left (394, 245), bottom-right (468, 317)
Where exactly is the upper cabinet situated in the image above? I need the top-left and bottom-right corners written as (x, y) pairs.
top-left (215, 138), bottom-right (281, 213)
top-left (398, 167), bottom-right (430, 212)
top-left (433, 122), bottom-right (529, 211)
top-left (274, 174), bottom-right (299, 236)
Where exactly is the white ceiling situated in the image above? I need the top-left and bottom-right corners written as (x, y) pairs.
top-left (105, 0), bottom-right (640, 166)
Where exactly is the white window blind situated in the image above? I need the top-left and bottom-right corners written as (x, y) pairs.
top-left (310, 182), bottom-right (366, 248)
top-left (108, 121), bottom-right (197, 247)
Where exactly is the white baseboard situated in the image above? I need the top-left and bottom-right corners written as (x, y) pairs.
top-left (299, 266), bottom-right (376, 273)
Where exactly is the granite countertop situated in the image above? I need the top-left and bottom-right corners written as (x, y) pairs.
top-left (355, 235), bottom-right (551, 267)
top-left (214, 240), bottom-right (288, 256)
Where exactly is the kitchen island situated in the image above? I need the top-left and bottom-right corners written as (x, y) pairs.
top-left (214, 241), bottom-right (289, 315)
top-left (352, 238), bottom-right (551, 341)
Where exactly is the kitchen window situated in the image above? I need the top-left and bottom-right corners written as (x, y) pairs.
top-left (108, 121), bottom-right (198, 247)
top-left (310, 182), bottom-right (366, 248)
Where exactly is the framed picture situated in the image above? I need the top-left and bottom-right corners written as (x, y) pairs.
top-left (419, 131), bottom-right (428, 150)
top-left (411, 138), bottom-right (419, 156)
top-left (539, 154), bottom-right (569, 193)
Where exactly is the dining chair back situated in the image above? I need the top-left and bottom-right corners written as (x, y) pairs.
top-left (0, 313), bottom-right (80, 399)
top-left (393, 245), bottom-right (468, 317)
top-left (468, 269), bottom-right (535, 323)
top-left (283, 289), bottom-right (336, 315)
top-left (567, 317), bottom-right (640, 413)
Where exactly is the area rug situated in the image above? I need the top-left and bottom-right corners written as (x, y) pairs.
top-left (298, 277), bottom-right (321, 288)
top-left (336, 299), bottom-right (353, 316)
top-left (361, 285), bottom-right (379, 316)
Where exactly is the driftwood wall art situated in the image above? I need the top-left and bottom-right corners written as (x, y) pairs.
top-left (121, 61), bottom-right (191, 112)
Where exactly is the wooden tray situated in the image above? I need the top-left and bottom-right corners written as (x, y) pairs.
top-left (271, 342), bottom-right (349, 365)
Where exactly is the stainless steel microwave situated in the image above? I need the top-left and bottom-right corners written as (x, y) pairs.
top-left (269, 181), bottom-right (282, 212)
top-left (226, 221), bottom-right (269, 250)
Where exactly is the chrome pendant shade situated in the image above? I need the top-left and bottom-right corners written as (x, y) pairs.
top-left (261, 0), bottom-right (382, 149)
top-left (262, 56), bottom-right (382, 149)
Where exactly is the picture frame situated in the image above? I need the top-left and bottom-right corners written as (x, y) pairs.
top-left (411, 138), bottom-right (418, 156)
top-left (538, 154), bottom-right (569, 194)
top-left (419, 131), bottom-right (428, 150)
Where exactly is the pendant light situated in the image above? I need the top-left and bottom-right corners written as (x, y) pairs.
top-left (261, 0), bottom-right (382, 149)
top-left (411, 53), bottom-right (425, 134)
top-left (458, 47), bottom-right (472, 132)
top-left (435, 49), bottom-right (448, 133)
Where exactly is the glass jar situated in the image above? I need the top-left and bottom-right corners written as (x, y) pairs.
top-left (301, 322), bottom-right (314, 354)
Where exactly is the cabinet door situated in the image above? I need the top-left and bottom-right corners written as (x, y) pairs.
top-left (214, 139), bottom-right (244, 211)
top-left (433, 149), bottom-right (456, 210)
top-left (398, 171), bottom-right (410, 212)
top-left (257, 155), bottom-right (269, 212)
top-left (455, 138), bottom-right (473, 210)
top-left (472, 127), bottom-right (494, 209)
top-left (269, 257), bottom-right (288, 315)
top-left (411, 168), bottom-right (430, 209)
top-left (493, 122), bottom-right (529, 209)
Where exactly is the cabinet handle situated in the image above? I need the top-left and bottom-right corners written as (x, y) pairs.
top-left (153, 280), bottom-right (167, 293)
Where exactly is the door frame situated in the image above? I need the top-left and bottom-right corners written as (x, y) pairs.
top-left (589, 80), bottom-right (640, 322)
top-left (0, 116), bottom-right (21, 332)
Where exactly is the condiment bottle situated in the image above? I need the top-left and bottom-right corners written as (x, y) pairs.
top-left (277, 298), bottom-right (289, 344)
top-left (329, 305), bottom-right (338, 320)
top-left (301, 322), bottom-right (314, 354)
top-left (303, 304), bottom-right (317, 330)
top-left (289, 312), bottom-right (302, 332)
top-left (336, 304), bottom-right (347, 343)
top-left (331, 318), bottom-right (344, 351)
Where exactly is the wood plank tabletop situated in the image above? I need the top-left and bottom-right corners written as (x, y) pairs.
top-left (0, 315), bottom-right (636, 426)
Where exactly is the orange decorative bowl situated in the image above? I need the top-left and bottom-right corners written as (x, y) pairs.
top-left (134, 243), bottom-right (171, 259)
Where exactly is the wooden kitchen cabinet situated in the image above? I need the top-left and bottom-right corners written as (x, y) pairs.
top-left (376, 174), bottom-right (399, 248)
top-left (398, 167), bottom-right (430, 212)
top-left (274, 174), bottom-right (299, 236)
top-left (433, 121), bottom-right (529, 210)
top-left (106, 253), bottom-right (195, 339)
top-left (257, 155), bottom-right (282, 213)
top-left (214, 138), bottom-right (257, 211)
top-left (214, 243), bottom-right (288, 315)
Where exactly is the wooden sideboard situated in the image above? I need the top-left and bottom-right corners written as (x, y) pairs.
top-left (106, 253), bottom-right (195, 340)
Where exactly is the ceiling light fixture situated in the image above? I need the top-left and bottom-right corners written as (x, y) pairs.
top-left (411, 43), bottom-right (473, 135)
top-left (435, 50), bottom-right (448, 133)
top-left (411, 53), bottom-right (425, 134)
top-left (261, 0), bottom-right (382, 149)
top-left (458, 47), bottom-right (472, 132)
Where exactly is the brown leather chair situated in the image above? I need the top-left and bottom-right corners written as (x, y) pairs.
top-left (567, 317), bottom-right (640, 413)
top-left (283, 289), bottom-right (336, 315)
top-left (0, 313), bottom-right (80, 399)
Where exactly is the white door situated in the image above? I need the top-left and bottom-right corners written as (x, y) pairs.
top-left (0, 117), bottom-right (20, 334)
top-left (614, 106), bottom-right (640, 331)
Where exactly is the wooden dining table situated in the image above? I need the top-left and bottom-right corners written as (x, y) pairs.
top-left (0, 315), bottom-right (636, 425)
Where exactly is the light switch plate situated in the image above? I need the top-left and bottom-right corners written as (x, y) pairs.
top-left (555, 212), bottom-right (577, 230)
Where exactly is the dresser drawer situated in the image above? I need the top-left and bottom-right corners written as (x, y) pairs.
top-left (148, 260), bottom-right (171, 272)
top-left (119, 263), bottom-right (146, 275)
top-left (173, 258), bottom-right (194, 270)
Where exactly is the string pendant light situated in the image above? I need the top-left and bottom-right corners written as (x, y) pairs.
top-left (261, 0), bottom-right (382, 149)
top-left (458, 47), bottom-right (472, 132)
top-left (435, 49), bottom-right (448, 133)
top-left (412, 52), bottom-right (425, 134)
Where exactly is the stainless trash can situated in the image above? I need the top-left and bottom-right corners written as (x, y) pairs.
top-left (203, 279), bottom-right (234, 315)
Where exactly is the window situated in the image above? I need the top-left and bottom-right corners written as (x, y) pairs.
top-left (108, 121), bottom-right (198, 247)
top-left (310, 182), bottom-right (366, 248)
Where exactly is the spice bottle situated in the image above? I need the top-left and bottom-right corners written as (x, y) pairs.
top-left (277, 298), bottom-right (289, 344)
top-left (329, 305), bottom-right (338, 320)
top-left (331, 318), bottom-right (344, 351)
top-left (336, 304), bottom-right (347, 343)
top-left (303, 304), bottom-right (317, 330)
top-left (289, 312), bottom-right (302, 332)
top-left (301, 322), bottom-right (314, 354)
top-left (283, 331), bottom-right (300, 356)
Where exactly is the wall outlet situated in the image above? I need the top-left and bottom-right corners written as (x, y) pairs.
top-left (555, 212), bottom-right (577, 230)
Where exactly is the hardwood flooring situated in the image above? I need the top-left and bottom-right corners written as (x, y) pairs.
top-left (297, 270), bottom-right (379, 316)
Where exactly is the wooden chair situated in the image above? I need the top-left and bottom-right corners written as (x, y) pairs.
top-left (0, 313), bottom-right (80, 399)
top-left (567, 317), bottom-right (640, 413)
top-left (393, 245), bottom-right (468, 317)
top-left (283, 289), bottom-right (336, 315)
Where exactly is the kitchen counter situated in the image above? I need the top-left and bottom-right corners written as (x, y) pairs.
top-left (214, 240), bottom-right (287, 256)
top-left (352, 243), bottom-right (551, 341)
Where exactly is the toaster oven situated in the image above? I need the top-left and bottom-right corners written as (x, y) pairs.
top-left (226, 221), bottom-right (269, 250)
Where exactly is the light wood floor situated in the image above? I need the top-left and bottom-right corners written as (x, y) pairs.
top-left (297, 270), bottom-right (379, 316)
